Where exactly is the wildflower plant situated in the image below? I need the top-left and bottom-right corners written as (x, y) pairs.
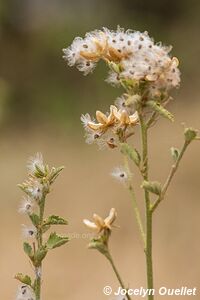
top-left (15, 153), bottom-right (69, 300)
top-left (63, 27), bottom-right (199, 299)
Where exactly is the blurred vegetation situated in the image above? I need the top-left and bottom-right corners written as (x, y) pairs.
top-left (0, 0), bottom-right (199, 131)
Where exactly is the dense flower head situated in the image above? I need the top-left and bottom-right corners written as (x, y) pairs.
top-left (63, 27), bottom-right (180, 95)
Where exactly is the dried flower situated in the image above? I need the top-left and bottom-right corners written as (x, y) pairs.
top-left (83, 208), bottom-right (117, 233)
top-left (81, 105), bottom-right (138, 148)
top-left (86, 105), bottom-right (117, 132)
top-left (63, 27), bottom-right (180, 95)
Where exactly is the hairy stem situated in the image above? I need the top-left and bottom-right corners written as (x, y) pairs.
top-left (35, 196), bottom-right (45, 300)
top-left (139, 113), bottom-right (154, 300)
top-left (151, 141), bottom-right (190, 212)
top-left (106, 252), bottom-right (132, 300)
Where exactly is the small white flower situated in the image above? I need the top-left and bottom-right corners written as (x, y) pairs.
top-left (27, 180), bottom-right (43, 201)
top-left (16, 285), bottom-right (35, 300)
top-left (111, 166), bottom-right (130, 184)
top-left (27, 152), bottom-right (45, 175)
top-left (22, 225), bottom-right (37, 239)
top-left (18, 197), bottom-right (34, 214)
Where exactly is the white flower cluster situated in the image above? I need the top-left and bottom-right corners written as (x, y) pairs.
top-left (16, 285), bottom-right (35, 300)
top-left (63, 27), bottom-right (180, 95)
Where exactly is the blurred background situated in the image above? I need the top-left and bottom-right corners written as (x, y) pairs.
top-left (0, 0), bottom-right (200, 299)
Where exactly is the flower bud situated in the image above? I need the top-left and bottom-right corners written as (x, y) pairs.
top-left (184, 127), bottom-right (198, 143)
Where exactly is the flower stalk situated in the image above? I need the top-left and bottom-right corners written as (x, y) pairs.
top-left (139, 113), bottom-right (154, 299)
top-left (64, 26), bottom-right (198, 300)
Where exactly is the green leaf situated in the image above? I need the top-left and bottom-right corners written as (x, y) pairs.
top-left (121, 143), bottom-right (141, 166)
top-left (34, 246), bottom-right (48, 266)
top-left (170, 147), bottom-right (180, 162)
top-left (42, 224), bottom-right (51, 233)
top-left (141, 180), bottom-right (162, 195)
top-left (44, 215), bottom-right (68, 226)
top-left (46, 232), bottom-right (69, 250)
top-left (29, 213), bottom-right (40, 227)
top-left (23, 242), bottom-right (33, 258)
top-left (15, 273), bottom-right (32, 286)
top-left (146, 101), bottom-right (174, 121)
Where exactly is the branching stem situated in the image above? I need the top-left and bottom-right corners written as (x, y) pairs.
top-left (139, 113), bottom-right (154, 300)
top-left (151, 141), bottom-right (190, 212)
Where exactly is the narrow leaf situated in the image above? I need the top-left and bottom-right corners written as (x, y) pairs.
top-left (146, 101), bottom-right (174, 121)
top-left (49, 166), bottom-right (64, 184)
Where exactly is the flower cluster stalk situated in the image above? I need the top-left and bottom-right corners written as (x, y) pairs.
top-left (139, 114), bottom-right (154, 299)
top-left (64, 26), bottom-right (199, 300)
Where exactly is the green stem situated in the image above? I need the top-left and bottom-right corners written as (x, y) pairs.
top-left (139, 113), bottom-right (154, 300)
top-left (106, 252), bottom-right (132, 300)
top-left (35, 196), bottom-right (45, 300)
top-left (128, 185), bottom-right (146, 246)
top-left (123, 155), bottom-right (146, 246)
top-left (151, 141), bottom-right (189, 212)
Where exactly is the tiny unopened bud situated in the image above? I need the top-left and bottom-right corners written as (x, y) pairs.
top-left (184, 127), bottom-right (198, 143)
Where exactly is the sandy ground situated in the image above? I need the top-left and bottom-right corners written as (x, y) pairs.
top-left (0, 100), bottom-right (200, 300)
